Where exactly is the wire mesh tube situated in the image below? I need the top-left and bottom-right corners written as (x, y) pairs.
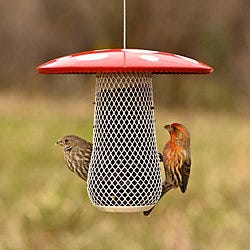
top-left (87, 73), bottom-right (162, 212)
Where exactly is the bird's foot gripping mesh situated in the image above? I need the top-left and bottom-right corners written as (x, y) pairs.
top-left (87, 73), bottom-right (162, 212)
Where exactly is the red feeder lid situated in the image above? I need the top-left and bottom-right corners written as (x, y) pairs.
top-left (37, 49), bottom-right (213, 74)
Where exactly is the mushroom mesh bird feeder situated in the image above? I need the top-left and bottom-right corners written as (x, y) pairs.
top-left (38, 49), bottom-right (212, 212)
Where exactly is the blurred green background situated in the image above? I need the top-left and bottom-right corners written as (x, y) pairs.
top-left (0, 1), bottom-right (249, 250)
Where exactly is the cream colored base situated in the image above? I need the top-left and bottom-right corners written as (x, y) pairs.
top-left (94, 205), bottom-right (155, 213)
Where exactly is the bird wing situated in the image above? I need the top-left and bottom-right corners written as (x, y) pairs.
top-left (179, 156), bottom-right (191, 193)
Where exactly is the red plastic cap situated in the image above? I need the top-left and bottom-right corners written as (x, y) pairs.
top-left (37, 49), bottom-right (213, 74)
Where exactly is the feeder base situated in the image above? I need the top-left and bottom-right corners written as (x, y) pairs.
top-left (94, 205), bottom-right (155, 213)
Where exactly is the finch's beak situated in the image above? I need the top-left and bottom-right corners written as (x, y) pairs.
top-left (56, 139), bottom-right (63, 146)
top-left (164, 124), bottom-right (173, 131)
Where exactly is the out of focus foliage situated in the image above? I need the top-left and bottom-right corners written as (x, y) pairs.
top-left (0, 95), bottom-right (249, 250)
top-left (0, 0), bottom-right (249, 109)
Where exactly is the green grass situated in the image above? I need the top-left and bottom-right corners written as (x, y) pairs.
top-left (0, 94), bottom-right (249, 250)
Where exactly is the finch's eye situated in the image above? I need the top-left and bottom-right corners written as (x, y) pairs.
top-left (64, 139), bottom-right (69, 143)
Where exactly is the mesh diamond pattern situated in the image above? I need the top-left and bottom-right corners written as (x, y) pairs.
top-left (87, 73), bottom-right (162, 211)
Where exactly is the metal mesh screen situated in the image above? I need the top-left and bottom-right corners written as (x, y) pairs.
top-left (87, 73), bottom-right (162, 212)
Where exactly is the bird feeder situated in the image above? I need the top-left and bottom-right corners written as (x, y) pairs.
top-left (37, 1), bottom-right (212, 212)
top-left (37, 49), bottom-right (212, 212)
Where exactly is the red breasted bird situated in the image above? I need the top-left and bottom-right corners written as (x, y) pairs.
top-left (56, 135), bottom-right (92, 181)
top-left (144, 123), bottom-right (191, 216)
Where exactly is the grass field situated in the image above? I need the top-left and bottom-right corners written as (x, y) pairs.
top-left (0, 94), bottom-right (249, 250)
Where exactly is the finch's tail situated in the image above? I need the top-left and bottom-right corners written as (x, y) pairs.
top-left (143, 206), bottom-right (155, 216)
top-left (143, 184), bottom-right (173, 217)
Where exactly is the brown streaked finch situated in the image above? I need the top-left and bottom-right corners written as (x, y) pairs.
top-left (144, 123), bottom-right (191, 216)
top-left (56, 135), bottom-right (92, 181)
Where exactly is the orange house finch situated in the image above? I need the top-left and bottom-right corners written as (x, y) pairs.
top-left (144, 123), bottom-right (191, 216)
top-left (56, 135), bottom-right (93, 181)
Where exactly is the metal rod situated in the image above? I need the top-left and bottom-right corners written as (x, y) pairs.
top-left (123, 0), bottom-right (126, 49)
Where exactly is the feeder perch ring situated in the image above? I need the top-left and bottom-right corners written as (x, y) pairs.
top-left (37, 49), bottom-right (213, 212)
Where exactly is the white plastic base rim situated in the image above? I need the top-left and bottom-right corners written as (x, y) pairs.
top-left (94, 205), bottom-right (155, 213)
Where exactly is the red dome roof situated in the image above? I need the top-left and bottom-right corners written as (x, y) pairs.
top-left (37, 49), bottom-right (213, 74)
